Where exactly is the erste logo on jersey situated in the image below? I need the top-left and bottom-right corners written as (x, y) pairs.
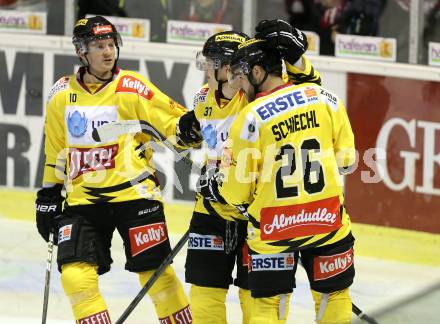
top-left (129, 222), bottom-right (168, 256)
top-left (313, 248), bottom-right (353, 281)
top-left (260, 196), bottom-right (343, 240)
top-left (250, 252), bottom-right (295, 271)
top-left (188, 233), bottom-right (224, 251)
top-left (69, 144), bottom-right (118, 180)
top-left (116, 75), bottom-right (154, 100)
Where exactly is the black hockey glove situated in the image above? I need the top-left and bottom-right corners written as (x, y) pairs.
top-left (35, 184), bottom-right (64, 243)
top-left (197, 169), bottom-right (226, 204)
top-left (177, 110), bottom-right (202, 147)
top-left (255, 19), bottom-right (308, 65)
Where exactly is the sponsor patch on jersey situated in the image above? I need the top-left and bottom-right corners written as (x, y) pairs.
top-left (250, 252), bottom-right (295, 271)
top-left (254, 89), bottom-right (308, 122)
top-left (240, 112), bottom-right (259, 142)
top-left (320, 89), bottom-right (338, 110)
top-left (193, 87), bottom-right (209, 108)
top-left (304, 86), bottom-right (319, 103)
top-left (313, 248), bottom-right (353, 281)
top-left (116, 75), bottom-right (154, 100)
top-left (47, 77), bottom-right (69, 104)
top-left (201, 124), bottom-right (217, 149)
top-left (58, 224), bottom-right (72, 244)
top-left (68, 144), bottom-right (118, 180)
top-left (129, 222), bottom-right (168, 256)
top-left (220, 146), bottom-right (236, 169)
top-left (65, 106), bottom-right (118, 145)
top-left (172, 305), bottom-right (193, 324)
top-left (188, 233), bottom-right (224, 251)
top-left (78, 310), bottom-right (111, 324)
top-left (260, 196), bottom-right (343, 240)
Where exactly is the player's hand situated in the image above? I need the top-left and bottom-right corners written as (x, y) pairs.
top-left (35, 184), bottom-right (63, 243)
top-left (255, 19), bottom-right (308, 65)
top-left (177, 110), bottom-right (202, 147)
top-left (197, 169), bottom-right (226, 204)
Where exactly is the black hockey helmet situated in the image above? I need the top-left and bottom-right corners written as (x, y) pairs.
top-left (196, 31), bottom-right (249, 71)
top-left (72, 16), bottom-right (122, 54)
top-left (228, 38), bottom-right (282, 92)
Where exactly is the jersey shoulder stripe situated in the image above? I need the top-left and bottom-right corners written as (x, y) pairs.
top-left (47, 76), bottom-right (70, 104)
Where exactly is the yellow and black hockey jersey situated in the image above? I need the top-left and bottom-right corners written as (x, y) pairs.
top-left (42, 67), bottom-right (187, 205)
top-left (193, 56), bottom-right (321, 221)
top-left (218, 82), bottom-right (356, 254)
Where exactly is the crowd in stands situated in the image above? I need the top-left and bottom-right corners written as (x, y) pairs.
top-left (0, 0), bottom-right (439, 61)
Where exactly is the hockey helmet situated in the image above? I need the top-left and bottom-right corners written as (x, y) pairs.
top-left (196, 31), bottom-right (249, 71)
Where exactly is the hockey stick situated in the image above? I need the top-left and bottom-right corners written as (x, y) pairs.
top-left (93, 120), bottom-right (377, 324)
top-left (115, 230), bottom-right (190, 324)
top-left (92, 120), bottom-right (196, 169)
top-left (41, 231), bottom-right (55, 324)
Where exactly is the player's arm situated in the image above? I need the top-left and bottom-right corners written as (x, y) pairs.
top-left (135, 77), bottom-right (201, 147)
top-left (217, 112), bottom-right (259, 206)
top-left (285, 55), bottom-right (321, 85)
top-left (329, 96), bottom-right (356, 174)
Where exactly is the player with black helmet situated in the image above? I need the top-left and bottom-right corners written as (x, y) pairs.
top-left (187, 23), bottom-right (322, 323)
top-left (35, 16), bottom-right (200, 323)
top-left (201, 32), bottom-right (357, 323)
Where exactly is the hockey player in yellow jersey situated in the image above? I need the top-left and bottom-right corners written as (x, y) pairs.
top-left (34, 16), bottom-right (200, 323)
top-left (200, 33), bottom-right (356, 323)
top-left (188, 22), bottom-right (322, 324)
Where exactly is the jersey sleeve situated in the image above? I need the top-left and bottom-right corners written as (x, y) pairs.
top-left (285, 55), bottom-right (321, 85)
top-left (133, 75), bottom-right (188, 143)
top-left (328, 96), bottom-right (356, 174)
top-left (218, 110), bottom-right (260, 206)
top-left (42, 81), bottom-right (67, 186)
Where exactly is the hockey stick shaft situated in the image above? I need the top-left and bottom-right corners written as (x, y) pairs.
top-left (115, 230), bottom-right (190, 324)
top-left (352, 303), bottom-right (379, 324)
top-left (41, 231), bottom-right (55, 324)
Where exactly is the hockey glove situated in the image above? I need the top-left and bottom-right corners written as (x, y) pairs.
top-left (255, 19), bottom-right (308, 65)
top-left (197, 169), bottom-right (226, 204)
top-left (176, 110), bottom-right (202, 147)
top-left (35, 184), bottom-right (64, 243)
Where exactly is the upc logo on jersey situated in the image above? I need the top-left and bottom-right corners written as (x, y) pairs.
top-left (201, 124), bottom-right (217, 149)
top-left (313, 248), bottom-right (353, 281)
top-left (116, 75), bottom-right (154, 100)
top-left (129, 222), bottom-right (168, 256)
top-left (69, 144), bottom-right (118, 180)
top-left (250, 253), bottom-right (295, 271)
top-left (188, 233), bottom-right (224, 251)
top-left (58, 224), bottom-right (72, 244)
top-left (260, 196), bottom-right (343, 240)
top-left (67, 110), bottom-right (88, 138)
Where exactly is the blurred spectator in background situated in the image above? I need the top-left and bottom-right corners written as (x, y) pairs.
top-left (177, 0), bottom-right (241, 28)
top-left (76, 0), bottom-right (127, 20)
top-left (285, 0), bottom-right (385, 55)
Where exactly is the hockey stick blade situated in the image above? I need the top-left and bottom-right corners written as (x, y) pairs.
top-left (92, 120), bottom-right (142, 142)
top-left (352, 304), bottom-right (379, 324)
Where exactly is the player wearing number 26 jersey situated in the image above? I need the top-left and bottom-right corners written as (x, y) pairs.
top-left (217, 37), bottom-right (356, 324)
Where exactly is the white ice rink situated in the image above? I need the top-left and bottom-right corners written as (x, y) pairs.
top-left (1, 217), bottom-right (439, 324)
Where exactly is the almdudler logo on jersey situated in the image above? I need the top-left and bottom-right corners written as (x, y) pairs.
top-left (260, 196), bottom-right (343, 240)
top-left (313, 248), bottom-right (353, 281)
top-left (69, 144), bottom-right (118, 180)
top-left (116, 75), bottom-right (154, 100)
top-left (129, 222), bottom-right (168, 256)
top-left (250, 253), bottom-right (295, 271)
top-left (188, 233), bottom-right (224, 251)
